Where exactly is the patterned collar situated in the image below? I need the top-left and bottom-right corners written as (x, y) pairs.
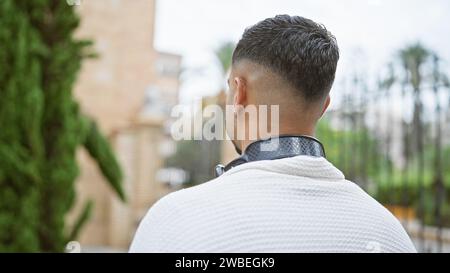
top-left (215, 135), bottom-right (326, 177)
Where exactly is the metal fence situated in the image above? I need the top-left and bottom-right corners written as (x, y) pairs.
top-left (320, 54), bottom-right (450, 252)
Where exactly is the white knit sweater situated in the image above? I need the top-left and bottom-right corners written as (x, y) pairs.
top-left (129, 156), bottom-right (416, 253)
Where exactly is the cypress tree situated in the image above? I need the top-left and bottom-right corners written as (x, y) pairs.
top-left (0, 0), bottom-right (125, 252)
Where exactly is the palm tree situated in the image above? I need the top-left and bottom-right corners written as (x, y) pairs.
top-left (378, 63), bottom-right (396, 204)
top-left (394, 43), bottom-right (450, 251)
top-left (399, 44), bottom-right (429, 154)
top-left (430, 53), bottom-right (449, 252)
top-left (398, 43), bottom-right (430, 250)
top-left (400, 55), bottom-right (412, 223)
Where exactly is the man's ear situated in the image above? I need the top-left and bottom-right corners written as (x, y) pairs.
top-left (233, 77), bottom-right (247, 107)
top-left (319, 95), bottom-right (331, 118)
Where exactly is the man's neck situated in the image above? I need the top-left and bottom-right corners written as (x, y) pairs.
top-left (240, 126), bottom-right (316, 154)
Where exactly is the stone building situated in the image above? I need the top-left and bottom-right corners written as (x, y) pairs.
top-left (69, 0), bottom-right (181, 250)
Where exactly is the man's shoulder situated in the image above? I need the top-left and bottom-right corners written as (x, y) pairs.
top-left (153, 177), bottom-right (224, 210)
top-left (129, 178), bottom-right (225, 252)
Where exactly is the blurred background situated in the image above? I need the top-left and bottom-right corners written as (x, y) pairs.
top-left (0, 0), bottom-right (449, 253)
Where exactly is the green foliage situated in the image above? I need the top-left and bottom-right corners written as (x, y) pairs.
top-left (375, 146), bottom-right (450, 226)
top-left (83, 120), bottom-right (125, 201)
top-left (317, 118), bottom-right (384, 186)
top-left (318, 118), bottom-right (450, 227)
top-left (0, 0), bottom-right (124, 252)
top-left (399, 43), bottom-right (430, 89)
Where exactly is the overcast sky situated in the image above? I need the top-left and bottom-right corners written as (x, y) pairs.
top-left (154, 0), bottom-right (450, 103)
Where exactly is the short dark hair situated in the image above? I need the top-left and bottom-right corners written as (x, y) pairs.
top-left (232, 15), bottom-right (339, 101)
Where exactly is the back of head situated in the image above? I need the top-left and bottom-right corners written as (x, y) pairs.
top-left (232, 14), bottom-right (340, 102)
